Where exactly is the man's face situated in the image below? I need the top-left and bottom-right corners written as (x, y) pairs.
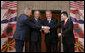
top-left (61, 14), bottom-right (66, 21)
top-left (34, 11), bottom-right (40, 19)
top-left (28, 10), bottom-right (32, 16)
top-left (46, 12), bottom-right (52, 19)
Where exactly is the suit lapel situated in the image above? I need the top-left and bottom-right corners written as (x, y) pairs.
top-left (34, 18), bottom-right (41, 24)
top-left (50, 19), bottom-right (53, 24)
top-left (46, 19), bottom-right (49, 25)
top-left (33, 18), bottom-right (36, 24)
top-left (61, 21), bottom-right (64, 30)
top-left (65, 19), bottom-right (69, 28)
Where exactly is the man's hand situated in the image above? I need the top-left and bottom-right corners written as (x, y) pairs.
top-left (58, 33), bottom-right (61, 37)
top-left (43, 28), bottom-right (50, 34)
top-left (42, 26), bottom-right (50, 29)
top-left (42, 26), bottom-right (50, 34)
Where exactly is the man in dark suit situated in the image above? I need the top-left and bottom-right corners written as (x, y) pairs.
top-left (30, 11), bottom-right (42, 52)
top-left (58, 11), bottom-right (75, 52)
top-left (43, 11), bottom-right (58, 52)
top-left (13, 8), bottom-right (42, 52)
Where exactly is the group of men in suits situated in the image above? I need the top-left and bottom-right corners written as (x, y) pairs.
top-left (13, 8), bottom-right (75, 52)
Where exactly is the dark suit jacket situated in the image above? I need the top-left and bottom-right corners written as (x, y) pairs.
top-left (30, 18), bottom-right (42, 42)
top-left (13, 14), bottom-right (41, 41)
top-left (43, 18), bottom-right (58, 42)
top-left (61, 19), bottom-right (75, 45)
top-left (53, 19), bottom-right (75, 45)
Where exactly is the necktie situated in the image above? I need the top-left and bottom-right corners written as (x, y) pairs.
top-left (36, 19), bottom-right (38, 23)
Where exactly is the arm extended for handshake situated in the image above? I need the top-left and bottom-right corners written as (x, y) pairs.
top-left (41, 23), bottom-right (61, 34)
top-left (24, 18), bottom-right (61, 34)
top-left (24, 18), bottom-right (50, 32)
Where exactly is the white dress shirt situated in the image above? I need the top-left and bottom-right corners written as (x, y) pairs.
top-left (47, 18), bottom-right (51, 23)
top-left (65, 18), bottom-right (68, 24)
top-left (34, 18), bottom-right (38, 21)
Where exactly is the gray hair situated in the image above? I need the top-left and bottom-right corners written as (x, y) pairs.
top-left (24, 8), bottom-right (30, 14)
top-left (34, 10), bottom-right (40, 15)
top-left (46, 10), bottom-right (52, 14)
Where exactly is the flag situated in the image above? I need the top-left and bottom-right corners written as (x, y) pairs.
top-left (75, 38), bottom-right (84, 52)
top-left (1, 9), bottom-right (17, 23)
top-left (70, 1), bottom-right (84, 52)
top-left (1, 1), bottom-right (7, 9)
top-left (6, 1), bottom-right (17, 9)
top-left (1, 23), bottom-right (16, 38)
top-left (70, 1), bottom-right (84, 10)
top-left (1, 38), bottom-right (16, 52)
top-left (1, 1), bottom-right (17, 52)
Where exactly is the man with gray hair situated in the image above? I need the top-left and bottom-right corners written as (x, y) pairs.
top-left (43, 10), bottom-right (58, 52)
top-left (13, 8), bottom-right (50, 52)
top-left (13, 8), bottom-right (32, 52)
top-left (30, 10), bottom-right (42, 52)
top-left (24, 8), bottom-right (32, 16)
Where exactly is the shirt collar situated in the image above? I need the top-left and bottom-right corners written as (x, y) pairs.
top-left (65, 18), bottom-right (68, 23)
top-left (47, 18), bottom-right (51, 21)
top-left (34, 18), bottom-right (38, 20)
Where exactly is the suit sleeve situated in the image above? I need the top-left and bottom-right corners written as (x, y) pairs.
top-left (62, 21), bottom-right (73, 35)
top-left (50, 19), bottom-right (58, 30)
top-left (24, 18), bottom-right (41, 30)
top-left (50, 19), bottom-right (61, 29)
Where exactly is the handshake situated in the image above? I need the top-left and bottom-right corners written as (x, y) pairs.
top-left (41, 26), bottom-right (50, 34)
